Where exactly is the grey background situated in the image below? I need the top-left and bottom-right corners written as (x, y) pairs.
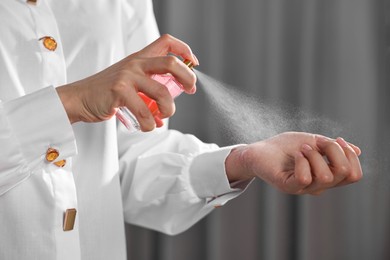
top-left (126, 0), bottom-right (390, 259)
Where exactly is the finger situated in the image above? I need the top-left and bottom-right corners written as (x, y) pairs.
top-left (316, 136), bottom-right (350, 185)
top-left (141, 56), bottom-right (197, 94)
top-left (135, 77), bottom-right (175, 119)
top-left (122, 88), bottom-right (156, 132)
top-left (154, 115), bottom-right (164, 128)
top-left (335, 138), bottom-right (363, 186)
top-left (301, 144), bottom-right (334, 193)
top-left (315, 135), bottom-right (361, 156)
top-left (285, 152), bottom-right (312, 194)
top-left (192, 53), bottom-right (200, 66)
top-left (347, 142), bottom-right (361, 156)
top-left (141, 34), bottom-right (199, 66)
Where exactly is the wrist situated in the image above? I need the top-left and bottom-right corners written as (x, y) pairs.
top-left (225, 145), bottom-right (255, 183)
top-left (56, 84), bottom-right (80, 124)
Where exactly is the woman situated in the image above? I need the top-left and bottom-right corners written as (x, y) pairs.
top-left (0, 0), bottom-right (362, 259)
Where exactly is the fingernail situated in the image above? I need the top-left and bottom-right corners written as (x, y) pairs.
top-left (302, 144), bottom-right (313, 151)
top-left (189, 86), bottom-right (196, 94)
top-left (192, 53), bottom-right (200, 66)
top-left (355, 146), bottom-right (362, 156)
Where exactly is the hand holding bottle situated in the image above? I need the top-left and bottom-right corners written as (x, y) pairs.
top-left (56, 34), bottom-right (199, 131)
top-left (116, 59), bottom-right (195, 132)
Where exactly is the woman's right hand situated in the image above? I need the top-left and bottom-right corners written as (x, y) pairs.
top-left (56, 34), bottom-right (198, 131)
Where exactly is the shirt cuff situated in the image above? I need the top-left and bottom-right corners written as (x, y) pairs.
top-left (189, 145), bottom-right (252, 199)
top-left (3, 86), bottom-right (77, 163)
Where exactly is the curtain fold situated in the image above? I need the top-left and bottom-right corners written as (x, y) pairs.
top-left (126, 1), bottom-right (390, 259)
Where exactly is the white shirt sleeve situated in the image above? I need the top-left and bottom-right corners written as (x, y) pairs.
top-left (0, 86), bottom-right (77, 196)
top-left (118, 128), bottom-right (252, 235)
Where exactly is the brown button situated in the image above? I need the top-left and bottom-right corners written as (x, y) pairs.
top-left (63, 208), bottom-right (77, 231)
top-left (54, 159), bottom-right (66, 168)
top-left (27, 0), bottom-right (37, 4)
top-left (46, 148), bottom-right (59, 162)
top-left (39, 36), bottom-right (57, 51)
top-left (214, 205), bottom-right (222, 209)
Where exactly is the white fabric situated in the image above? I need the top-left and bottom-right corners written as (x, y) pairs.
top-left (0, 0), bottom-right (250, 259)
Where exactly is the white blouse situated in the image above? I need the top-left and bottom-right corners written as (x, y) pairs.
top-left (0, 0), bottom-right (248, 259)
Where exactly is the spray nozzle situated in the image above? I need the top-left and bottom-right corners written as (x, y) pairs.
top-left (183, 59), bottom-right (195, 70)
top-left (167, 52), bottom-right (195, 70)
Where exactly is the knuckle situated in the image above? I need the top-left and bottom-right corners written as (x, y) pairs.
top-left (155, 84), bottom-right (170, 98)
top-left (337, 165), bottom-right (351, 176)
top-left (165, 55), bottom-right (179, 69)
top-left (114, 68), bottom-right (132, 83)
top-left (298, 175), bottom-right (312, 186)
top-left (112, 78), bottom-right (128, 95)
top-left (348, 171), bottom-right (363, 183)
top-left (157, 102), bottom-right (175, 118)
top-left (318, 174), bottom-right (333, 184)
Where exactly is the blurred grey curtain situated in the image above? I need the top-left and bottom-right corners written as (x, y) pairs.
top-left (125, 0), bottom-right (390, 259)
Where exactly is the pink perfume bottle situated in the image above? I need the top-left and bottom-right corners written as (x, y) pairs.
top-left (116, 59), bottom-right (194, 132)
